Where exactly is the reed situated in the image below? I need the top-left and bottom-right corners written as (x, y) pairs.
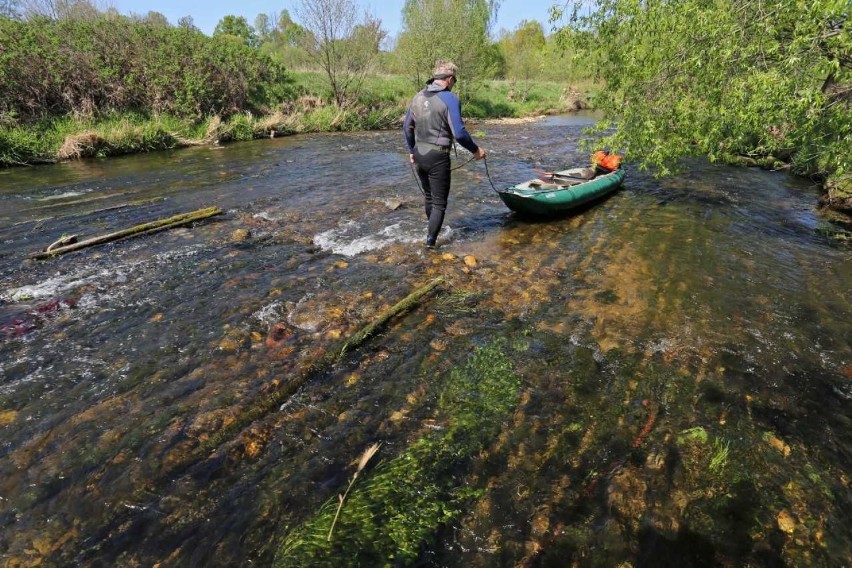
top-left (327, 443), bottom-right (382, 541)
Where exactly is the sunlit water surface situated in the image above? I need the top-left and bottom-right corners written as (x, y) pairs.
top-left (0, 114), bottom-right (850, 566)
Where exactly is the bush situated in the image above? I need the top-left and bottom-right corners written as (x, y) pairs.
top-left (0, 15), bottom-right (290, 121)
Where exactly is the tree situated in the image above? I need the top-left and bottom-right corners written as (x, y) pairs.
top-left (0, 0), bottom-right (20, 18)
top-left (214, 15), bottom-right (258, 47)
top-left (142, 10), bottom-right (169, 27)
top-left (554, 0), bottom-right (851, 181)
top-left (395, 0), bottom-right (500, 89)
top-left (177, 15), bottom-right (198, 31)
top-left (19, 0), bottom-right (101, 19)
top-left (254, 13), bottom-right (272, 44)
top-left (499, 19), bottom-right (546, 86)
top-left (293, 0), bottom-right (386, 107)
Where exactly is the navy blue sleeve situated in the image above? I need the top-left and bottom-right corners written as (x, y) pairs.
top-left (403, 107), bottom-right (415, 152)
top-left (438, 91), bottom-right (479, 153)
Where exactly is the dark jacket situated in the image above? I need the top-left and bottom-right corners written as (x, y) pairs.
top-left (403, 82), bottom-right (479, 154)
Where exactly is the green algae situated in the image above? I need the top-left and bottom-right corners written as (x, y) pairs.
top-left (678, 426), bottom-right (709, 445)
top-left (708, 439), bottom-right (731, 474)
top-left (274, 343), bottom-right (520, 567)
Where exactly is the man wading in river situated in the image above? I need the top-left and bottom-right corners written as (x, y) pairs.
top-left (404, 61), bottom-right (486, 248)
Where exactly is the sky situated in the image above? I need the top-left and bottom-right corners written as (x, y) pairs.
top-left (108, 0), bottom-right (564, 39)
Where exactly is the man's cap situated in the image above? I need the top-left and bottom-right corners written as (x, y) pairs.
top-left (432, 60), bottom-right (458, 80)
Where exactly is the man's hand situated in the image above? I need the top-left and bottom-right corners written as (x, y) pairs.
top-left (474, 148), bottom-right (486, 160)
top-left (409, 153), bottom-right (415, 164)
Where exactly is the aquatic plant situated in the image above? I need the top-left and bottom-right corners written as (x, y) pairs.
top-left (275, 344), bottom-right (520, 567)
top-left (709, 438), bottom-right (730, 474)
top-left (677, 426), bottom-right (709, 445)
top-left (327, 442), bottom-right (382, 541)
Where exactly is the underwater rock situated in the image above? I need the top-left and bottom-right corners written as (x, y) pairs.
top-left (230, 228), bottom-right (252, 242)
top-left (0, 410), bottom-right (18, 426)
top-left (219, 327), bottom-right (249, 351)
top-left (265, 322), bottom-right (295, 348)
top-left (777, 509), bottom-right (797, 534)
top-left (607, 466), bottom-right (648, 529)
top-left (463, 255), bottom-right (478, 268)
top-left (766, 435), bottom-right (792, 457)
top-left (383, 198), bottom-right (403, 210)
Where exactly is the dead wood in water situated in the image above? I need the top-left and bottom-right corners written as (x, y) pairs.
top-left (81, 277), bottom-right (446, 551)
top-left (32, 206), bottom-right (222, 259)
top-left (12, 197), bottom-right (167, 231)
top-left (340, 276), bottom-right (444, 357)
top-left (166, 277), bottom-right (445, 476)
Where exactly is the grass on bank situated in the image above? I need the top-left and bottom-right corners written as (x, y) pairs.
top-left (0, 72), bottom-right (597, 167)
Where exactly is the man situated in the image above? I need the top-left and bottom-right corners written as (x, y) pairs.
top-left (403, 61), bottom-right (486, 248)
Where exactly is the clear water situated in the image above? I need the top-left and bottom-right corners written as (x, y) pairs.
top-left (0, 114), bottom-right (850, 566)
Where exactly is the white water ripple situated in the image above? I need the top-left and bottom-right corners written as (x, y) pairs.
top-left (313, 219), bottom-right (452, 256)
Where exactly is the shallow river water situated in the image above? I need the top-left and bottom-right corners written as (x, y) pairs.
top-left (0, 114), bottom-right (850, 567)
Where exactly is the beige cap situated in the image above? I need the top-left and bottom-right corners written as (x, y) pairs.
top-left (432, 60), bottom-right (458, 79)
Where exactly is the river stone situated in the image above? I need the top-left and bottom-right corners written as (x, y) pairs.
top-left (383, 198), bottom-right (403, 210)
top-left (219, 337), bottom-right (241, 352)
top-left (777, 510), bottom-right (796, 534)
top-left (607, 466), bottom-right (647, 529)
top-left (230, 228), bottom-right (252, 242)
top-left (463, 255), bottom-right (478, 268)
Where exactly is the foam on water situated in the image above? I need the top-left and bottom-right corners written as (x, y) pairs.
top-left (313, 220), bottom-right (453, 256)
top-left (2, 245), bottom-right (204, 305)
top-left (253, 300), bottom-right (283, 327)
top-left (37, 191), bottom-right (87, 201)
top-left (3, 270), bottom-right (108, 303)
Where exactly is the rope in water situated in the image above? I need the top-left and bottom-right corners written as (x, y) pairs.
top-left (482, 155), bottom-right (501, 194)
top-left (408, 153), bottom-right (502, 196)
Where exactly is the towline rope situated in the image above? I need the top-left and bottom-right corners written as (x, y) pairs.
top-left (407, 154), bottom-right (502, 196)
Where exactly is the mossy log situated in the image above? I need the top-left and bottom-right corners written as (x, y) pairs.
top-left (722, 153), bottom-right (789, 170)
top-left (825, 174), bottom-right (852, 213)
top-left (340, 276), bottom-right (444, 357)
top-left (32, 206), bottom-right (222, 259)
top-left (164, 276), bottom-right (445, 476)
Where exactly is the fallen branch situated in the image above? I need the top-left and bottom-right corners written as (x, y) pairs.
top-left (340, 276), bottom-right (445, 357)
top-left (32, 207), bottom-right (223, 259)
top-left (46, 234), bottom-right (78, 253)
top-left (77, 196), bottom-right (167, 217)
top-left (73, 277), bottom-right (445, 554)
top-left (165, 276), bottom-right (445, 477)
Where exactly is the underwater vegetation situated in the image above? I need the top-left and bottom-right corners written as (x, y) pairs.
top-left (275, 344), bottom-right (521, 566)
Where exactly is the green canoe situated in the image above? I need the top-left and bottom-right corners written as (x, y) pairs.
top-left (496, 168), bottom-right (625, 217)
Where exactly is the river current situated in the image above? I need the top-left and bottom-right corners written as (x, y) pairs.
top-left (0, 114), bottom-right (850, 566)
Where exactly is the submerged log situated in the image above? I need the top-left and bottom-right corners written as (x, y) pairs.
top-left (46, 234), bottom-right (78, 253)
top-left (340, 276), bottom-right (444, 357)
top-left (24, 192), bottom-right (130, 211)
top-left (165, 277), bottom-right (445, 476)
top-left (32, 206), bottom-right (223, 259)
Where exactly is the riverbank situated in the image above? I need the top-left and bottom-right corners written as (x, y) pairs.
top-left (2, 71), bottom-right (849, 221)
top-left (0, 73), bottom-right (591, 167)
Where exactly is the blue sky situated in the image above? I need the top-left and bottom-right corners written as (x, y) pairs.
top-left (109, 1), bottom-right (564, 38)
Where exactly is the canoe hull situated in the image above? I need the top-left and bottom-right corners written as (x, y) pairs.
top-left (497, 169), bottom-right (625, 217)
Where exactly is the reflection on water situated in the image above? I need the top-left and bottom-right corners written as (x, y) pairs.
top-left (0, 113), bottom-right (850, 567)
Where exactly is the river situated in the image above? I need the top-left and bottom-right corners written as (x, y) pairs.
top-left (0, 114), bottom-right (850, 567)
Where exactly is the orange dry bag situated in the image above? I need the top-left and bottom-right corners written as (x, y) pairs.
top-left (592, 151), bottom-right (622, 172)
